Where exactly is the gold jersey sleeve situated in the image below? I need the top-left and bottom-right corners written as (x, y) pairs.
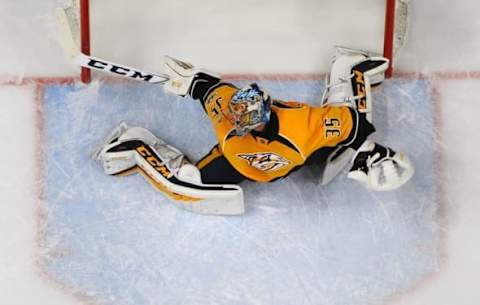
top-left (203, 85), bottom-right (357, 182)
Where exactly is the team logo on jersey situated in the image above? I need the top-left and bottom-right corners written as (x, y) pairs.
top-left (237, 152), bottom-right (290, 172)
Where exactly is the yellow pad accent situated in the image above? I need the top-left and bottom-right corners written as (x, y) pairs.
top-left (196, 146), bottom-right (222, 170)
top-left (116, 166), bottom-right (202, 203)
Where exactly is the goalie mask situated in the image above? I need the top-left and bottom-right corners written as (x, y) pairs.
top-left (228, 84), bottom-right (272, 136)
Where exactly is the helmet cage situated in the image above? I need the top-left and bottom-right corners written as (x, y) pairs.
top-left (228, 84), bottom-right (271, 136)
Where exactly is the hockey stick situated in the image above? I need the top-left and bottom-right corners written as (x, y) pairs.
top-left (56, 7), bottom-right (170, 84)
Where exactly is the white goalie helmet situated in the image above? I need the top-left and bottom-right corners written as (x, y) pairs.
top-left (228, 83), bottom-right (272, 136)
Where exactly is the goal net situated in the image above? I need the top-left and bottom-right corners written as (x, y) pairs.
top-left (60, 0), bottom-right (409, 82)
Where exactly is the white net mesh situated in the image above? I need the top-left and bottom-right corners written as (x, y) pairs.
top-left (59, 0), bottom-right (80, 43)
top-left (56, 0), bottom-right (409, 79)
top-left (394, 0), bottom-right (410, 55)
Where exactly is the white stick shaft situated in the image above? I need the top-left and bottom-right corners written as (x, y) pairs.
top-left (56, 7), bottom-right (169, 84)
top-left (74, 53), bottom-right (170, 84)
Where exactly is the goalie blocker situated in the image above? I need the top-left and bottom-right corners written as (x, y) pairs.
top-left (93, 123), bottom-right (244, 215)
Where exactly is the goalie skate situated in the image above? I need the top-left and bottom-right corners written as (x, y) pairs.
top-left (94, 123), bottom-right (245, 215)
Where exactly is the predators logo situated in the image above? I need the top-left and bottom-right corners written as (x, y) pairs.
top-left (237, 152), bottom-right (290, 172)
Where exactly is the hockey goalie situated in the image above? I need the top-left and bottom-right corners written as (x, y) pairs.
top-left (93, 47), bottom-right (414, 215)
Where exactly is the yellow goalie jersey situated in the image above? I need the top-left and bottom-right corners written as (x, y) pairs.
top-left (189, 75), bottom-right (372, 183)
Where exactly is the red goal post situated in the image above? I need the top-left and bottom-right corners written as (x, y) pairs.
top-left (74, 0), bottom-right (408, 83)
top-left (384, 0), bottom-right (409, 78)
top-left (79, 0), bottom-right (90, 83)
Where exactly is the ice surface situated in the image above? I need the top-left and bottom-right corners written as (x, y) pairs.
top-left (40, 77), bottom-right (439, 305)
top-left (2, 0), bottom-right (480, 304)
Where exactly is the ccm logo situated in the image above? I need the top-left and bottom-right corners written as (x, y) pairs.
top-left (353, 70), bottom-right (367, 110)
top-left (87, 59), bottom-right (157, 82)
top-left (136, 145), bottom-right (171, 178)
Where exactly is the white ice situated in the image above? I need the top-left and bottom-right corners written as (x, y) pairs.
top-left (1, 0), bottom-right (480, 305)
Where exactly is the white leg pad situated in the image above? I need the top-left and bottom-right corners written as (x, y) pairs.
top-left (100, 150), bottom-right (136, 175)
top-left (133, 145), bottom-right (244, 215)
top-left (319, 147), bottom-right (356, 185)
top-left (323, 47), bottom-right (390, 105)
top-left (323, 47), bottom-right (368, 106)
top-left (94, 123), bottom-right (245, 215)
top-left (322, 47), bottom-right (389, 123)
